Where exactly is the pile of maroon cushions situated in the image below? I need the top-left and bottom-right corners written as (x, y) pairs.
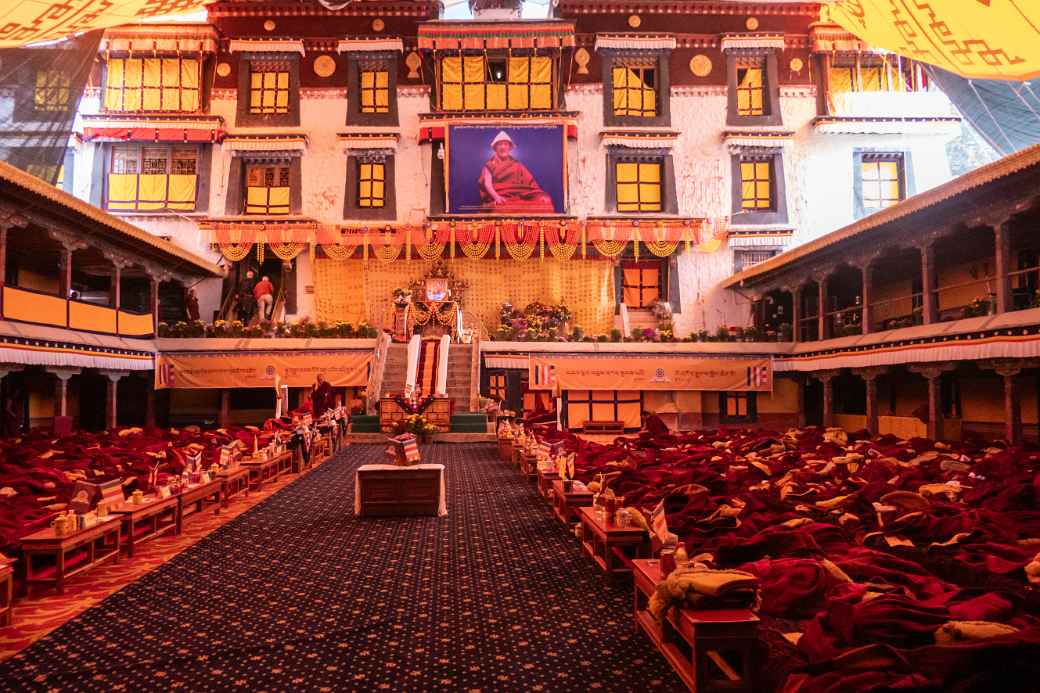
top-left (0, 425), bottom-right (275, 557)
top-left (536, 425), bottom-right (1040, 691)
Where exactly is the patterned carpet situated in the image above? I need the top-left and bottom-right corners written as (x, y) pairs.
top-left (0, 444), bottom-right (683, 692)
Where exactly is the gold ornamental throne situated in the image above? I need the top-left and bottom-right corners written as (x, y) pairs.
top-left (396, 260), bottom-right (468, 341)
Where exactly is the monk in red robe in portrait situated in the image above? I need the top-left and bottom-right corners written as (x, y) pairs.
top-left (478, 131), bottom-right (555, 214)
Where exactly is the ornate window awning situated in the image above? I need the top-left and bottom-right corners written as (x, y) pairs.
top-left (99, 24), bottom-right (219, 54)
top-left (417, 113), bottom-right (579, 142)
top-left (719, 33), bottom-right (786, 53)
top-left (594, 34), bottom-right (677, 52)
top-left (337, 132), bottom-right (400, 150)
top-left (336, 38), bottom-right (404, 53)
top-left (80, 114), bottom-right (225, 143)
top-left (222, 133), bottom-right (308, 152)
top-left (228, 39), bottom-right (305, 55)
top-left (417, 20), bottom-right (576, 51)
top-left (600, 129), bottom-right (680, 149)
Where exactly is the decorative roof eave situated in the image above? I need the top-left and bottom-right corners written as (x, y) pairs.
top-left (719, 32), bottom-right (786, 52)
top-left (206, 0), bottom-right (441, 19)
top-left (813, 116), bottom-right (962, 136)
top-left (0, 160), bottom-right (221, 278)
top-left (417, 20), bottom-right (576, 51)
top-left (594, 34), bottom-right (677, 51)
top-left (100, 24), bottom-right (218, 54)
top-left (222, 134), bottom-right (308, 152)
top-left (228, 39), bottom-right (305, 55)
top-left (337, 132), bottom-right (401, 150)
top-left (417, 112), bottom-right (580, 142)
top-left (722, 143), bottom-right (1040, 289)
top-left (556, 1), bottom-right (820, 16)
top-left (600, 129), bottom-right (679, 149)
top-left (336, 38), bottom-right (404, 53)
top-left (808, 23), bottom-right (871, 54)
top-left (80, 114), bottom-right (225, 144)
top-left (723, 129), bottom-right (795, 151)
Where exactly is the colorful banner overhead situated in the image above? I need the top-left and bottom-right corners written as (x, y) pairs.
top-left (155, 350), bottom-right (371, 390)
top-left (529, 356), bottom-right (773, 392)
top-left (831, 0), bottom-right (1040, 81)
top-left (0, 1), bottom-right (208, 47)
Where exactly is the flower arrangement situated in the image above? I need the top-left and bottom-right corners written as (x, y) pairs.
top-left (158, 317), bottom-right (378, 339)
top-left (494, 301), bottom-right (574, 341)
top-left (394, 414), bottom-right (439, 439)
top-left (965, 295), bottom-right (993, 318)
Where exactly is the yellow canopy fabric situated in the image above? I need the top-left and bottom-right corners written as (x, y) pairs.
top-left (0, 1), bottom-right (209, 47)
top-left (831, 0), bottom-right (1040, 81)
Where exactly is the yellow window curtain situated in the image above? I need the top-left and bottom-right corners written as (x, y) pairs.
top-left (168, 174), bottom-right (197, 209)
top-left (137, 174), bottom-right (167, 210)
top-left (463, 55), bottom-right (486, 110)
top-left (441, 56), bottom-right (463, 110)
top-left (103, 58), bottom-right (125, 110)
top-left (861, 160), bottom-right (902, 209)
top-left (358, 162), bottom-right (385, 208)
top-left (506, 56), bottom-right (552, 110)
top-left (107, 174), bottom-right (138, 210)
top-left (360, 70), bottom-right (389, 113)
top-left (181, 58), bottom-right (200, 111)
top-left (828, 65), bottom-right (854, 94)
top-left (250, 69), bottom-right (290, 114)
top-left (529, 56), bottom-right (552, 109)
top-left (612, 64), bottom-right (656, 117)
top-left (34, 70), bottom-right (69, 112)
top-left (740, 161), bottom-right (771, 209)
top-left (616, 162), bottom-right (661, 212)
top-left (736, 66), bottom-right (764, 116)
top-left (313, 257), bottom-right (616, 336)
top-left (141, 57), bottom-right (162, 110)
top-left (123, 58), bottom-right (143, 111)
top-left (622, 264), bottom-right (660, 307)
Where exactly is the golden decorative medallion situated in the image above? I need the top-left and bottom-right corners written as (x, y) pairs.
top-left (745, 17), bottom-right (760, 31)
top-left (313, 55), bottom-right (336, 78)
top-left (628, 14), bottom-right (642, 28)
top-left (790, 57), bottom-right (804, 73)
top-left (574, 47), bottom-right (591, 75)
top-left (405, 51), bottom-right (422, 80)
top-left (216, 62), bottom-right (232, 78)
top-left (263, 19), bottom-right (276, 32)
top-left (690, 54), bottom-right (712, 77)
top-left (372, 18), bottom-right (385, 32)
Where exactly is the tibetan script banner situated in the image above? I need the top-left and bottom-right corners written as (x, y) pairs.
top-left (832, 1), bottom-right (1040, 81)
top-left (529, 356), bottom-right (773, 392)
top-left (0, 1), bottom-right (208, 48)
top-left (155, 350), bottom-right (370, 390)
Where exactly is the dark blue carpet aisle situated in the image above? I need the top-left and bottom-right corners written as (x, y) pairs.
top-left (0, 444), bottom-right (683, 692)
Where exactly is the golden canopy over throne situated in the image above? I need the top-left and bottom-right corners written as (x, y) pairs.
top-left (388, 261), bottom-right (470, 342)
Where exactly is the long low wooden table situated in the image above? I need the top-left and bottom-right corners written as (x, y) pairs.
top-left (355, 464), bottom-right (447, 517)
top-left (632, 559), bottom-right (759, 692)
top-left (551, 479), bottom-right (593, 526)
top-left (0, 560), bottom-right (11, 625)
top-left (110, 496), bottom-right (179, 558)
top-left (537, 468), bottom-right (559, 499)
top-left (240, 451), bottom-right (291, 490)
top-left (177, 478), bottom-right (223, 532)
top-left (21, 516), bottom-right (121, 595)
top-left (218, 467), bottom-right (250, 505)
top-left (578, 506), bottom-right (649, 579)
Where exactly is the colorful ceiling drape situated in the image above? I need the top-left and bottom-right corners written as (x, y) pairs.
top-left (831, 0), bottom-right (1040, 81)
top-left (0, 1), bottom-right (208, 47)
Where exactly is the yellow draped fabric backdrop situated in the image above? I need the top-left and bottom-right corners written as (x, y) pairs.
top-left (0, 1), bottom-right (210, 47)
top-left (314, 258), bottom-right (616, 336)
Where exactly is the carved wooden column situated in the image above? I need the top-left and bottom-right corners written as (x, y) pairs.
top-left (861, 263), bottom-right (872, 335)
top-left (919, 240), bottom-right (937, 324)
top-left (145, 380), bottom-right (157, 429)
top-left (99, 371), bottom-right (129, 431)
top-left (817, 277), bottom-right (828, 341)
top-left (794, 373), bottom-right (807, 427)
top-left (0, 224), bottom-right (6, 288)
top-left (149, 276), bottom-right (161, 334)
top-left (859, 367), bottom-right (887, 434)
top-left (0, 211), bottom-right (30, 289)
top-left (59, 246), bottom-right (72, 298)
top-left (908, 364), bottom-right (956, 441)
top-left (219, 388), bottom-right (231, 428)
top-left (994, 219), bottom-right (1011, 314)
top-left (814, 370), bottom-right (841, 428)
top-left (789, 285), bottom-right (800, 343)
top-left (989, 362), bottom-right (1022, 444)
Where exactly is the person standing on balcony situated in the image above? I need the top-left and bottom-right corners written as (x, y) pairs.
top-left (254, 275), bottom-right (274, 321)
top-left (237, 269), bottom-right (257, 324)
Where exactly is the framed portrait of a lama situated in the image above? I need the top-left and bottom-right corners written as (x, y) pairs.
top-left (445, 124), bottom-right (566, 215)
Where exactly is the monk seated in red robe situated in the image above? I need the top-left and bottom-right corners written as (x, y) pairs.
top-left (479, 131), bottom-right (555, 214)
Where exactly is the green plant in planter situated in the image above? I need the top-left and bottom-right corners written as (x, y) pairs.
top-left (596, 334), bottom-right (609, 342)
top-left (715, 326), bottom-right (732, 342)
top-left (610, 329), bottom-right (622, 342)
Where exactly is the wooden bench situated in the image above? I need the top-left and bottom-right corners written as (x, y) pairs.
top-left (536, 468), bottom-right (559, 499)
top-left (110, 496), bottom-right (179, 558)
top-left (177, 478), bottom-right (223, 532)
top-left (218, 467), bottom-right (251, 506)
top-left (583, 420), bottom-right (625, 434)
top-left (632, 559), bottom-right (759, 692)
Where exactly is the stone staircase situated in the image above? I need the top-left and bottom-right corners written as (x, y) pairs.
top-left (378, 341), bottom-right (475, 413)
top-left (627, 308), bottom-right (658, 337)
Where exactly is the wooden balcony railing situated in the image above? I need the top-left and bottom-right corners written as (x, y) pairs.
top-left (1, 285), bottom-right (154, 338)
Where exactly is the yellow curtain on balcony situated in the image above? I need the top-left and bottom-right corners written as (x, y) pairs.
top-left (168, 174), bottom-right (197, 209)
top-left (107, 174), bottom-right (138, 210)
top-left (830, 0), bottom-right (1040, 80)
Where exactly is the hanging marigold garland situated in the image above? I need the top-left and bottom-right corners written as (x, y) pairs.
top-left (373, 242), bottom-right (403, 263)
top-left (459, 222), bottom-right (493, 259)
top-left (321, 243), bottom-right (356, 260)
top-left (415, 238), bottom-right (445, 262)
top-left (269, 242), bottom-right (304, 260)
top-left (219, 242), bottom-right (252, 262)
top-left (592, 238), bottom-right (627, 258)
top-left (504, 221), bottom-right (537, 262)
top-left (644, 239), bottom-right (679, 257)
top-left (546, 222), bottom-right (578, 261)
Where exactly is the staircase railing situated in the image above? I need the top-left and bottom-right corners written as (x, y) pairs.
top-left (469, 333), bottom-right (481, 412)
top-left (365, 330), bottom-right (391, 416)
